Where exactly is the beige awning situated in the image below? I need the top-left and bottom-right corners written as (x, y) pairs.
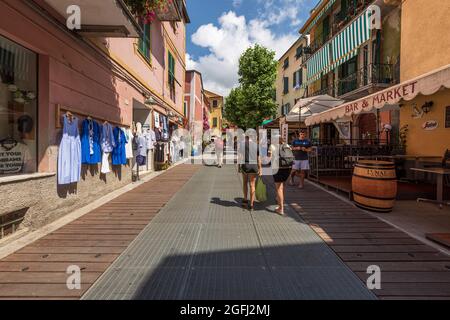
top-left (305, 64), bottom-right (450, 126)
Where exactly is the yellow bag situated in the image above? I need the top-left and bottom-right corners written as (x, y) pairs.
top-left (255, 177), bottom-right (267, 202)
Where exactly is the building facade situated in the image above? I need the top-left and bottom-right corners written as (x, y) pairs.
top-left (205, 89), bottom-right (224, 132)
top-left (0, 0), bottom-right (189, 237)
top-left (299, 0), bottom-right (402, 144)
top-left (276, 37), bottom-right (308, 117)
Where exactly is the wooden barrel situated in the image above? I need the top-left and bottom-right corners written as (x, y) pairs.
top-left (352, 160), bottom-right (397, 213)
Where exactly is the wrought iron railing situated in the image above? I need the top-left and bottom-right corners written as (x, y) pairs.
top-left (337, 63), bottom-right (395, 96)
top-left (307, 86), bottom-right (335, 98)
top-left (332, 0), bottom-right (372, 35)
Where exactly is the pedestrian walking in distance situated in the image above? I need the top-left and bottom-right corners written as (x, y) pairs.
top-left (238, 135), bottom-right (262, 211)
top-left (289, 130), bottom-right (312, 189)
top-left (215, 136), bottom-right (224, 168)
top-left (269, 134), bottom-right (294, 215)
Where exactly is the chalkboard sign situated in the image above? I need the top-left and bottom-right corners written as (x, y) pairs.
top-left (446, 106), bottom-right (450, 128)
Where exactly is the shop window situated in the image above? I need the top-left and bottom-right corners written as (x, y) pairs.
top-left (168, 52), bottom-right (176, 101)
top-left (0, 35), bottom-right (38, 177)
top-left (138, 21), bottom-right (151, 62)
top-left (446, 106), bottom-right (450, 128)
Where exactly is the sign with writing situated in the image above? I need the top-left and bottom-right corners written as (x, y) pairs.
top-left (446, 106), bottom-right (450, 128)
top-left (344, 81), bottom-right (418, 116)
top-left (422, 120), bottom-right (439, 131)
top-left (0, 144), bottom-right (29, 174)
top-left (281, 124), bottom-right (288, 142)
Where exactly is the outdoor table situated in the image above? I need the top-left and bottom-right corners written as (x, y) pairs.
top-left (410, 167), bottom-right (450, 206)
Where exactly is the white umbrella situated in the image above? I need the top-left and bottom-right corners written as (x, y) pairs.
top-left (286, 94), bottom-right (345, 123)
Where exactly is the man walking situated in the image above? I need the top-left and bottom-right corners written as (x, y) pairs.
top-left (289, 130), bottom-right (312, 189)
top-left (215, 136), bottom-right (224, 168)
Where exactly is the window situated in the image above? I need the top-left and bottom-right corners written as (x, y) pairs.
top-left (0, 35), bottom-right (38, 176)
top-left (138, 21), bottom-right (151, 62)
top-left (295, 46), bottom-right (303, 59)
top-left (213, 100), bottom-right (218, 108)
top-left (184, 101), bottom-right (188, 117)
top-left (293, 71), bottom-right (297, 88)
top-left (283, 57), bottom-right (289, 70)
top-left (213, 117), bottom-right (218, 127)
top-left (283, 77), bottom-right (289, 94)
top-left (446, 106), bottom-right (450, 128)
top-left (282, 103), bottom-right (291, 116)
top-left (168, 52), bottom-right (175, 101)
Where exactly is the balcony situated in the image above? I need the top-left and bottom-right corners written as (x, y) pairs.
top-left (332, 0), bottom-right (372, 36)
top-left (336, 63), bottom-right (396, 99)
top-left (307, 86), bottom-right (335, 98)
top-left (309, 29), bottom-right (331, 55)
top-left (43, 0), bottom-right (141, 37)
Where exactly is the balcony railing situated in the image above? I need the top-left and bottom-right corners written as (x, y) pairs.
top-left (332, 0), bottom-right (372, 36)
top-left (337, 63), bottom-right (395, 96)
top-left (309, 29), bottom-right (331, 55)
top-left (307, 86), bottom-right (335, 98)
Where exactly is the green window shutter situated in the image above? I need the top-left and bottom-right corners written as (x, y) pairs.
top-left (168, 52), bottom-right (175, 84)
top-left (293, 71), bottom-right (297, 87)
top-left (139, 22), bottom-right (151, 60)
top-left (299, 69), bottom-right (303, 86)
top-left (283, 77), bottom-right (289, 94)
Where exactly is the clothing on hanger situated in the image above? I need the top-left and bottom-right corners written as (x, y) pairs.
top-left (124, 127), bottom-right (134, 159)
top-left (58, 114), bottom-right (81, 185)
top-left (144, 128), bottom-right (156, 150)
top-left (81, 118), bottom-right (101, 164)
top-left (112, 126), bottom-right (127, 166)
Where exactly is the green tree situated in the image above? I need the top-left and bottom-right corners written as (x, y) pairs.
top-left (224, 45), bottom-right (277, 130)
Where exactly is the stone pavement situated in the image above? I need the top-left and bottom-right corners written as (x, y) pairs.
top-left (83, 164), bottom-right (375, 300)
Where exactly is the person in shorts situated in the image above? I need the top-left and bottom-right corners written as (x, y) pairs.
top-left (289, 130), bottom-right (312, 189)
top-left (238, 135), bottom-right (262, 211)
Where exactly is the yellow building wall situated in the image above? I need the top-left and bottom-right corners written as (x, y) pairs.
top-left (206, 94), bottom-right (223, 130)
top-left (276, 37), bottom-right (308, 116)
top-left (400, 89), bottom-right (450, 157)
top-left (400, 0), bottom-right (450, 82)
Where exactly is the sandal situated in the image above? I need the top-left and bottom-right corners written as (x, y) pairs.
top-left (275, 207), bottom-right (285, 216)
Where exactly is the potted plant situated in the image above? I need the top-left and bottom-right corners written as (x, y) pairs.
top-left (124, 0), bottom-right (174, 23)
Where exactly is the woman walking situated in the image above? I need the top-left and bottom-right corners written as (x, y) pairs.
top-left (269, 134), bottom-right (294, 215)
top-left (238, 135), bottom-right (261, 211)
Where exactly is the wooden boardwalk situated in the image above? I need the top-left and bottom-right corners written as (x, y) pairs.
top-left (0, 165), bottom-right (200, 299)
top-left (286, 182), bottom-right (450, 300)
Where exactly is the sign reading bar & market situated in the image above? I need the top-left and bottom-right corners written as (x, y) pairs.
top-left (344, 81), bottom-right (418, 115)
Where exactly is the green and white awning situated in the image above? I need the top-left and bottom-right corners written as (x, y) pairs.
top-left (304, 0), bottom-right (337, 34)
top-left (331, 10), bottom-right (371, 70)
top-left (307, 43), bottom-right (331, 83)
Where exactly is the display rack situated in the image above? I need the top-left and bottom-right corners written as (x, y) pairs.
top-left (55, 104), bottom-right (130, 128)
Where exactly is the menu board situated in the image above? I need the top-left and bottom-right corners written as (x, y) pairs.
top-left (446, 106), bottom-right (450, 128)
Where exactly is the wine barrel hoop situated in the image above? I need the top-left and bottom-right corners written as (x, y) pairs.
top-left (352, 160), bottom-right (398, 213)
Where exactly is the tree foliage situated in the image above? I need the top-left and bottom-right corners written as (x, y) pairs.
top-left (224, 45), bottom-right (277, 130)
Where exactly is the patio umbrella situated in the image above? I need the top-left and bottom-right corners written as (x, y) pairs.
top-left (286, 94), bottom-right (344, 123)
top-left (261, 119), bottom-right (274, 126)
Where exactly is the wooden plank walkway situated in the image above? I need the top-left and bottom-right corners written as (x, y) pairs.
top-left (0, 164), bottom-right (200, 299)
top-left (286, 182), bottom-right (450, 300)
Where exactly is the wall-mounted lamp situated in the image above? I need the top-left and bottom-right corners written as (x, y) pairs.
top-left (144, 96), bottom-right (155, 105)
top-left (422, 101), bottom-right (434, 114)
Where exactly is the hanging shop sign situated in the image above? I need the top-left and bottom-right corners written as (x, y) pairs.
top-left (422, 120), bottom-right (439, 131)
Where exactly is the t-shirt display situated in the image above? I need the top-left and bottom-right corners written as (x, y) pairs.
top-left (0, 141), bottom-right (31, 174)
top-left (292, 138), bottom-right (311, 160)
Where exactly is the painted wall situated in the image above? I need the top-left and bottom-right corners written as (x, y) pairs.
top-left (276, 37), bottom-right (307, 115)
top-left (400, 0), bottom-right (450, 81)
top-left (400, 89), bottom-right (450, 157)
top-left (205, 91), bottom-right (223, 130)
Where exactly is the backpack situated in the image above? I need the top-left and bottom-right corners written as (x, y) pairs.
top-left (279, 143), bottom-right (294, 168)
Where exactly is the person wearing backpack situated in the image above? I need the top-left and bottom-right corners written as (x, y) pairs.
top-left (268, 134), bottom-right (294, 215)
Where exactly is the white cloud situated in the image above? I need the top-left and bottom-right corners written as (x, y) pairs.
top-left (188, 11), bottom-right (298, 97)
top-left (257, 0), bottom-right (306, 27)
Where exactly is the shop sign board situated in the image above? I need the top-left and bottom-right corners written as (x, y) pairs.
top-left (422, 120), bottom-right (439, 131)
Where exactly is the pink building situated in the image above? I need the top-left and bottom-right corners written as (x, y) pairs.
top-left (184, 70), bottom-right (211, 130)
top-left (0, 0), bottom-right (189, 236)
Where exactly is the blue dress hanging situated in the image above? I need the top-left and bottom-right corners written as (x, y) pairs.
top-left (112, 127), bottom-right (127, 165)
top-left (81, 119), bottom-right (101, 164)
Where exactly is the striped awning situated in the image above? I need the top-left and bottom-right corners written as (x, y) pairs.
top-left (307, 43), bottom-right (331, 83)
top-left (304, 0), bottom-right (337, 34)
top-left (331, 10), bottom-right (371, 70)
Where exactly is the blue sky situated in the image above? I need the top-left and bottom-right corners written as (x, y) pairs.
top-left (185, 0), bottom-right (318, 96)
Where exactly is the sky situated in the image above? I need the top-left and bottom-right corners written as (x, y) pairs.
top-left (185, 0), bottom-right (318, 97)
